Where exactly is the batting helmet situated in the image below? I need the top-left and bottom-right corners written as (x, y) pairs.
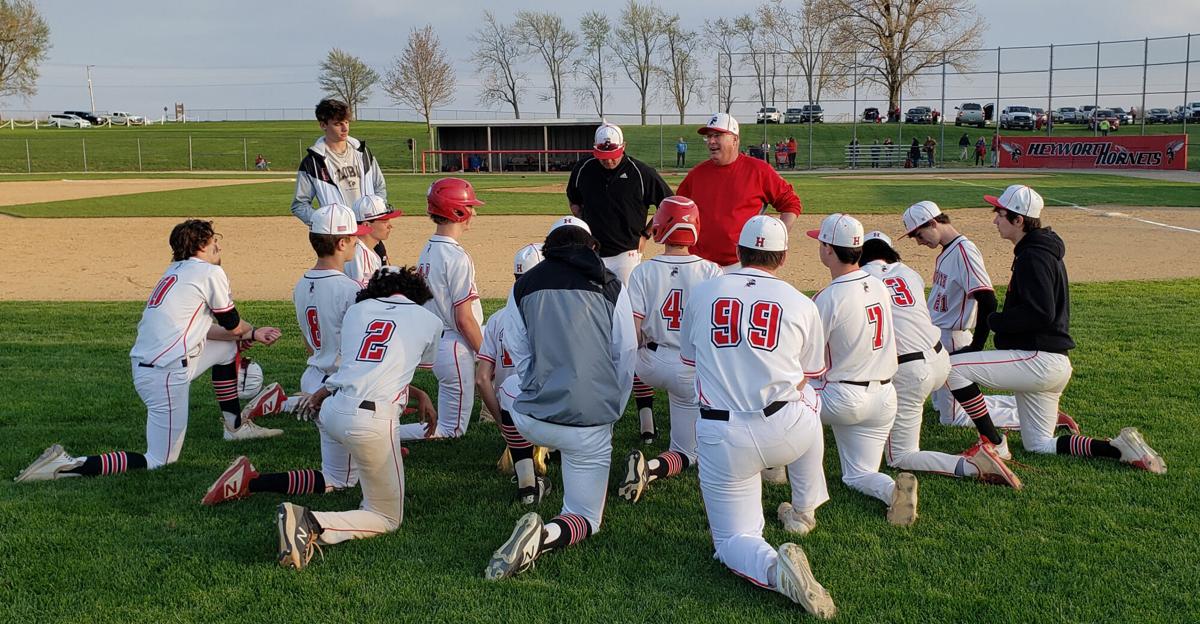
top-left (427, 177), bottom-right (484, 223)
top-left (651, 196), bottom-right (700, 246)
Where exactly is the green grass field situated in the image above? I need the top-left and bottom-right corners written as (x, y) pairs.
top-left (1, 281), bottom-right (1197, 623)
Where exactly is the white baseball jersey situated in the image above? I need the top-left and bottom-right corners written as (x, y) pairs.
top-left (293, 269), bottom-right (360, 375)
top-left (418, 234), bottom-right (483, 334)
top-left (344, 240), bottom-right (382, 288)
top-left (325, 295), bottom-right (441, 404)
top-left (813, 270), bottom-right (899, 383)
top-left (628, 254), bottom-right (722, 350)
top-left (861, 260), bottom-right (941, 356)
top-left (130, 258), bottom-right (234, 366)
top-left (478, 304), bottom-right (517, 390)
top-left (928, 235), bottom-right (993, 330)
top-left (680, 269), bottom-right (826, 412)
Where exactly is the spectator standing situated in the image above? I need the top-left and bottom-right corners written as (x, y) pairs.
top-left (974, 137), bottom-right (987, 167)
top-left (870, 139), bottom-right (880, 168)
top-left (676, 137), bottom-right (688, 167)
top-left (958, 133), bottom-right (971, 160)
top-left (923, 136), bottom-right (937, 168)
top-left (787, 136), bottom-right (798, 169)
top-left (908, 138), bottom-right (921, 168)
top-left (991, 134), bottom-right (1000, 167)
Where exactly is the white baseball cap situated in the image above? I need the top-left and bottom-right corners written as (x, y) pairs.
top-left (549, 215), bottom-right (592, 235)
top-left (807, 213), bottom-right (864, 248)
top-left (513, 243), bottom-right (544, 275)
top-left (985, 184), bottom-right (1044, 219)
top-left (865, 230), bottom-right (894, 248)
top-left (593, 122), bottom-right (625, 159)
top-left (354, 194), bottom-right (402, 222)
top-left (699, 112), bottom-right (740, 137)
top-left (310, 203), bottom-right (369, 236)
top-left (901, 200), bottom-right (943, 236)
top-left (738, 215), bottom-right (788, 252)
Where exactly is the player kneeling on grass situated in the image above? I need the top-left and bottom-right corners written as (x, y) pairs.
top-left (16, 220), bottom-right (284, 483)
top-left (484, 218), bottom-right (637, 580)
top-left (677, 216), bottom-right (836, 619)
top-left (950, 185), bottom-right (1166, 473)
top-left (275, 266), bottom-right (441, 570)
top-left (617, 196), bottom-right (722, 503)
top-left (858, 231), bottom-right (1020, 488)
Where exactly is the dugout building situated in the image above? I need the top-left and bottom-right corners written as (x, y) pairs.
top-left (427, 119), bottom-right (598, 174)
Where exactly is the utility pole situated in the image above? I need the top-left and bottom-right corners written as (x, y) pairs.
top-left (86, 65), bottom-right (96, 112)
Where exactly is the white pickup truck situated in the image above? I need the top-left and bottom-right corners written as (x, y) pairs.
top-left (106, 111), bottom-right (146, 126)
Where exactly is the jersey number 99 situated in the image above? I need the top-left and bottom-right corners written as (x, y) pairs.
top-left (711, 297), bottom-right (782, 351)
top-left (356, 319), bottom-right (396, 362)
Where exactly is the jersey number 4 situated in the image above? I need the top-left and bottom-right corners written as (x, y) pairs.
top-left (659, 289), bottom-right (684, 331)
top-left (146, 275), bottom-right (177, 308)
top-left (305, 307), bottom-right (322, 348)
top-left (711, 298), bottom-right (782, 351)
top-left (883, 277), bottom-right (916, 307)
top-left (356, 319), bottom-right (396, 362)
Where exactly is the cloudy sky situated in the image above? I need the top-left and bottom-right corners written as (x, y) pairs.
top-left (8, 0), bottom-right (1200, 122)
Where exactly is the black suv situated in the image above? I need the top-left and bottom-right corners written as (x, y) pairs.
top-left (63, 111), bottom-right (104, 125)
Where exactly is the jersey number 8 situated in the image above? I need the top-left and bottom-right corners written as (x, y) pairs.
top-left (305, 307), bottom-right (322, 348)
top-left (711, 297), bottom-right (782, 351)
top-left (356, 319), bottom-right (396, 362)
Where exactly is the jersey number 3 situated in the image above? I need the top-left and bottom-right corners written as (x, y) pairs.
top-left (711, 298), bottom-right (781, 351)
top-left (883, 277), bottom-right (916, 307)
top-left (305, 307), bottom-right (322, 348)
top-left (356, 319), bottom-right (396, 362)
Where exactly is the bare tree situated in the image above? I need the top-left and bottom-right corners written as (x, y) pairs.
top-left (657, 14), bottom-right (704, 125)
top-left (832, 0), bottom-right (984, 111)
top-left (0, 0), bottom-right (50, 102)
top-left (764, 0), bottom-right (852, 106)
top-left (703, 18), bottom-right (739, 113)
top-left (318, 49), bottom-right (379, 119)
top-left (514, 11), bottom-right (578, 119)
top-left (383, 25), bottom-right (455, 144)
top-left (472, 11), bottom-right (527, 119)
top-left (612, 0), bottom-right (666, 125)
top-left (732, 13), bottom-right (775, 110)
top-left (575, 11), bottom-right (611, 117)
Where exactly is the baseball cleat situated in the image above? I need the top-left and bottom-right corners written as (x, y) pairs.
top-left (967, 435), bottom-right (1011, 461)
top-left (223, 418), bottom-right (283, 441)
top-left (496, 447), bottom-right (514, 475)
top-left (14, 444), bottom-right (84, 483)
top-left (886, 473), bottom-right (919, 527)
top-left (1110, 427), bottom-right (1166, 474)
top-left (761, 466), bottom-right (789, 485)
top-left (775, 543), bottom-right (837, 619)
top-left (1056, 410), bottom-right (1081, 435)
top-left (617, 449), bottom-right (649, 503)
top-left (962, 443), bottom-right (1022, 489)
top-left (276, 502), bottom-right (322, 570)
top-left (777, 502), bottom-right (818, 535)
top-left (241, 382), bottom-right (287, 421)
top-left (485, 512), bottom-right (543, 580)
top-left (532, 446), bottom-right (549, 476)
top-left (517, 476), bottom-right (553, 506)
top-left (201, 456), bottom-right (258, 505)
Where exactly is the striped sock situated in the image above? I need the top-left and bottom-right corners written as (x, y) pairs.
top-left (498, 410), bottom-right (532, 451)
top-left (211, 362), bottom-right (241, 416)
top-left (1056, 435), bottom-right (1120, 459)
top-left (646, 450), bottom-right (691, 482)
top-left (951, 384), bottom-right (1003, 445)
top-left (250, 469), bottom-right (327, 495)
top-left (541, 513), bottom-right (592, 553)
top-left (67, 451), bottom-right (148, 477)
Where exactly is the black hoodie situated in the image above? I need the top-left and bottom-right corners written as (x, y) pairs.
top-left (989, 228), bottom-right (1075, 353)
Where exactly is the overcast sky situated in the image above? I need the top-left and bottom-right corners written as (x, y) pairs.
top-left (7, 0), bottom-right (1200, 121)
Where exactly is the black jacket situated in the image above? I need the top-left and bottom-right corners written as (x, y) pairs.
top-left (566, 156), bottom-right (672, 257)
top-left (990, 228), bottom-right (1075, 352)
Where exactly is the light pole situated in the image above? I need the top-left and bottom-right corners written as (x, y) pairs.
top-left (86, 65), bottom-right (96, 112)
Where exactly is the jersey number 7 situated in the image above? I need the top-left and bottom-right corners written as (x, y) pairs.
top-left (356, 319), bottom-right (396, 362)
top-left (711, 297), bottom-right (781, 351)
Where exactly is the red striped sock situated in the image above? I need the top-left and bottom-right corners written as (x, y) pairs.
top-left (212, 379), bottom-right (238, 402)
top-left (498, 411), bottom-right (532, 450)
top-left (99, 451), bottom-right (129, 475)
top-left (67, 451), bottom-right (148, 476)
top-left (285, 469), bottom-right (325, 494)
top-left (647, 450), bottom-right (692, 481)
top-left (1055, 435), bottom-right (1121, 459)
top-left (633, 377), bottom-right (654, 399)
top-left (959, 394), bottom-right (989, 421)
top-left (543, 513), bottom-right (592, 552)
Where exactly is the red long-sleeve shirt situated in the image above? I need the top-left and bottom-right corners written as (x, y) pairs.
top-left (676, 154), bottom-right (803, 266)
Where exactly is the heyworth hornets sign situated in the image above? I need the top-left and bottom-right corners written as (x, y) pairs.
top-left (996, 135), bottom-right (1187, 170)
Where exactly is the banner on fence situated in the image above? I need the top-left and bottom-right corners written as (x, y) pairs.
top-left (997, 135), bottom-right (1188, 170)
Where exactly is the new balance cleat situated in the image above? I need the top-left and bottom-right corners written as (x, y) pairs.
top-left (241, 382), bottom-right (286, 421)
top-left (640, 431), bottom-right (656, 446)
top-left (201, 456), bottom-right (258, 505)
top-left (1056, 410), bottom-right (1081, 435)
top-left (887, 473), bottom-right (919, 527)
top-left (224, 418), bottom-right (283, 441)
top-left (276, 502), bottom-right (322, 570)
top-left (776, 543), bottom-right (837, 619)
top-left (14, 444), bottom-right (84, 483)
top-left (962, 443), bottom-right (1022, 489)
top-left (485, 512), bottom-right (543, 580)
top-left (1110, 427), bottom-right (1166, 474)
top-left (967, 434), bottom-right (1011, 461)
top-left (517, 477), bottom-right (553, 506)
top-left (617, 449), bottom-right (649, 503)
top-left (777, 502), bottom-right (818, 535)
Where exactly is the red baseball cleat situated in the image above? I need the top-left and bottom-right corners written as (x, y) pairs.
top-left (202, 456), bottom-right (259, 505)
top-left (241, 383), bottom-right (287, 421)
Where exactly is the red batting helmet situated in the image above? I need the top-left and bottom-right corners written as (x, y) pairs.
top-left (427, 177), bottom-right (484, 222)
top-left (651, 196), bottom-right (700, 246)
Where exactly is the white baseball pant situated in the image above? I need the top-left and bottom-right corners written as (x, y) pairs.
top-left (309, 393), bottom-right (405, 545)
top-left (602, 250), bottom-right (641, 285)
top-left (887, 346), bottom-right (962, 475)
top-left (133, 338), bottom-right (236, 469)
top-left (300, 366), bottom-right (358, 489)
top-left (511, 410), bottom-right (613, 533)
top-left (947, 350), bottom-right (1073, 454)
top-left (819, 380), bottom-right (898, 504)
top-left (933, 328), bottom-right (1020, 428)
top-left (399, 332), bottom-right (474, 441)
top-left (634, 345), bottom-right (698, 461)
top-left (697, 394), bottom-right (829, 588)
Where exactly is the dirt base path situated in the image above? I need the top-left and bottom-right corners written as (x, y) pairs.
top-left (0, 178), bottom-right (286, 207)
top-left (2, 207), bottom-right (1197, 301)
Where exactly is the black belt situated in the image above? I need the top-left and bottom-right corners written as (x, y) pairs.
top-left (646, 342), bottom-right (658, 352)
top-left (359, 400), bottom-right (375, 411)
top-left (897, 342), bottom-right (943, 364)
top-left (138, 358), bottom-right (187, 369)
top-left (700, 400), bottom-right (787, 421)
top-left (842, 379), bottom-right (892, 387)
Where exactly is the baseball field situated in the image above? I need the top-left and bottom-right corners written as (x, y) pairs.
top-left (1, 129), bottom-right (1198, 622)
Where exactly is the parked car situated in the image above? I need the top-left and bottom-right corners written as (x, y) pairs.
top-left (784, 107), bottom-right (803, 123)
top-left (63, 110), bottom-right (104, 125)
top-left (1145, 108), bottom-right (1171, 124)
top-left (1089, 109), bottom-right (1120, 131)
top-left (999, 106), bottom-right (1034, 130)
top-left (863, 107), bottom-right (880, 122)
top-left (756, 107), bottom-right (782, 124)
top-left (1109, 107), bottom-right (1133, 125)
top-left (797, 104), bottom-right (824, 123)
top-left (1078, 105), bottom-right (1099, 124)
top-left (1053, 107), bottom-right (1078, 123)
top-left (1187, 102), bottom-right (1200, 120)
top-left (1030, 107), bottom-right (1047, 127)
top-left (904, 106), bottom-right (932, 124)
top-left (106, 111), bottom-right (145, 126)
top-left (46, 113), bottom-right (91, 128)
top-left (954, 102), bottom-right (985, 127)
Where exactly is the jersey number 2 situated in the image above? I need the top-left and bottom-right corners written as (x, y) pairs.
top-left (866, 304), bottom-right (885, 350)
top-left (711, 298), bottom-right (781, 351)
top-left (305, 307), bottom-right (322, 348)
top-left (356, 319), bottom-right (396, 362)
top-left (660, 289), bottom-right (683, 331)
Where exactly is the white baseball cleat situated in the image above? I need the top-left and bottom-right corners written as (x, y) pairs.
top-left (223, 418), bottom-right (283, 441)
top-left (241, 382), bottom-right (287, 421)
top-left (1110, 427), bottom-right (1166, 474)
top-left (962, 443), bottom-right (1023, 489)
top-left (485, 512), bottom-right (543, 581)
top-left (617, 449), bottom-right (649, 503)
top-left (14, 444), bottom-right (84, 482)
top-left (276, 502), bottom-right (322, 570)
top-left (761, 466), bottom-right (789, 485)
top-left (887, 473), bottom-right (919, 527)
top-left (201, 456), bottom-right (258, 505)
top-left (777, 502), bottom-right (818, 535)
top-left (775, 543), bottom-right (837, 619)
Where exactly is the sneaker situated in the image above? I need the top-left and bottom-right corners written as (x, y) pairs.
top-left (517, 477), bottom-right (553, 506)
top-left (1056, 409), bottom-right (1081, 435)
top-left (777, 502), bottom-right (817, 535)
top-left (14, 444), bottom-right (84, 483)
top-left (761, 466), bottom-right (789, 485)
top-left (775, 543), bottom-right (837, 619)
top-left (223, 418), bottom-right (283, 441)
top-left (532, 446), bottom-right (550, 477)
top-left (496, 447), bottom-right (514, 475)
top-left (1110, 427), bottom-right (1166, 474)
top-left (201, 456), bottom-right (258, 505)
top-left (276, 502), bottom-right (322, 570)
top-left (617, 449), bottom-right (649, 503)
top-left (886, 473), bottom-right (919, 527)
top-left (241, 383), bottom-right (286, 421)
top-left (484, 512), bottom-right (543, 580)
top-left (962, 443), bottom-right (1022, 489)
